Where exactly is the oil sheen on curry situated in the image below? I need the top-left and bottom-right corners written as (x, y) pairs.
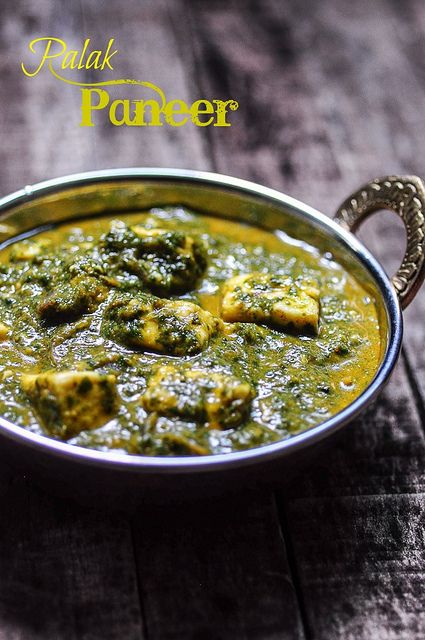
top-left (0, 207), bottom-right (381, 456)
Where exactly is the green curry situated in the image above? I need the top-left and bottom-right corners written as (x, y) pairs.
top-left (0, 207), bottom-right (381, 455)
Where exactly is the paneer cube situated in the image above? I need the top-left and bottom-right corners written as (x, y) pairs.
top-left (0, 322), bottom-right (11, 341)
top-left (21, 370), bottom-right (119, 439)
top-left (142, 365), bottom-right (253, 429)
top-left (221, 272), bottom-right (320, 334)
top-left (102, 293), bottom-right (223, 356)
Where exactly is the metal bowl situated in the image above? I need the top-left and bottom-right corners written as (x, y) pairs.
top-left (0, 169), bottom-right (423, 504)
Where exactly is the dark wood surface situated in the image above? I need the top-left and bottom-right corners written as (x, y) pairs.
top-left (0, 1), bottom-right (424, 638)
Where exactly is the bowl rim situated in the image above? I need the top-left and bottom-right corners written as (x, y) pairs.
top-left (0, 168), bottom-right (403, 474)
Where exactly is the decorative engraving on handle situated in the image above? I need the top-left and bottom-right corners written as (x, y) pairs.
top-left (334, 176), bottom-right (425, 309)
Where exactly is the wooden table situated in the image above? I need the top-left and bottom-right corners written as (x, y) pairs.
top-left (0, 1), bottom-right (424, 638)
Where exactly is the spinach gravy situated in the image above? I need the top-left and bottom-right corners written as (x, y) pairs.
top-left (0, 207), bottom-right (381, 455)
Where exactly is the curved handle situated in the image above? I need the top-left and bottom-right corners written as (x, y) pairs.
top-left (334, 175), bottom-right (425, 309)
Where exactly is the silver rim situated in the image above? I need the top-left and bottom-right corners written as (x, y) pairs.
top-left (0, 168), bottom-right (403, 474)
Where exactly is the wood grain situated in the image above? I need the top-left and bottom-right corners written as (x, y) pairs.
top-left (280, 360), bottom-right (425, 639)
top-left (132, 491), bottom-right (304, 640)
top-left (0, 0), bottom-right (94, 195)
top-left (184, 1), bottom-right (425, 638)
top-left (79, 0), bottom-right (211, 172)
top-left (0, 473), bottom-right (144, 640)
top-left (78, 1), bottom-right (304, 637)
top-left (0, 0), bottom-right (423, 638)
top-left (0, 3), bottom-right (145, 639)
top-left (0, 1), bottom-right (306, 639)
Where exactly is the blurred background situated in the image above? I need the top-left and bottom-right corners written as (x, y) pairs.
top-left (0, 2), bottom-right (424, 639)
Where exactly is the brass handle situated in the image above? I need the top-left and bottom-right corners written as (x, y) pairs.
top-left (334, 175), bottom-right (425, 309)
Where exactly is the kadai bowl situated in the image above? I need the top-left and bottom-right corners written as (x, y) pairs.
top-left (0, 169), bottom-right (422, 503)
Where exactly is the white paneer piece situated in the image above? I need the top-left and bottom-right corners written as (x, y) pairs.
top-left (142, 365), bottom-right (253, 429)
top-left (21, 370), bottom-right (119, 439)
top-left (221, 272), bottom-right (320, 334)
top-left (139, 300), bottom-right (223, 356)
top-left (103, 294), bottom-right (223, 356)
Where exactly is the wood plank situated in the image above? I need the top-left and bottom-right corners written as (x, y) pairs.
top-left (184, 1), bottom-right (425, 638)
top-left (0, 472), bottom-right (144, 640)
top-left (382, 0), bottom-right (425, 409)
top-left (79, 0), bottom-right (210, 172)
top-left (0, 0), bottom-right (94, 195)
top-left (280, 366), bottom-right (425, 638)
top-left (283, 491), bottom-right (425, 640)
top-left (0, 3), bottom-right (145, 639)
top-left (80, 1), bottom-right (305, 639)
top-left (0, 1), bottom-right (423, 639)
top-left (132, 490), bottom-right (304, 640)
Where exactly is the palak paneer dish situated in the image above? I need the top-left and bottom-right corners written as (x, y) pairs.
top-left (0, 207), bottom-right (381, 455)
